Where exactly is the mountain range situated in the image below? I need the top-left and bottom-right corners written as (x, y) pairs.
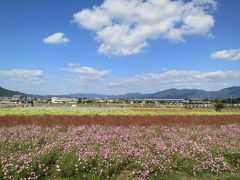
top-left (0, 86), bottom-right (240, 100)
top-left (0, 86), bottom-right (26, 97)
top-left (66, 86), bottom-right (240, 100)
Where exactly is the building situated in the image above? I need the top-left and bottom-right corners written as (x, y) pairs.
top-left (51, 97), bottom-right (78, 104)
top-left (0, 97), bottom-right (11, 104)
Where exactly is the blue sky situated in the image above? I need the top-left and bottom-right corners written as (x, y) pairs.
top-left (0, 0), bottom-right (239, 95)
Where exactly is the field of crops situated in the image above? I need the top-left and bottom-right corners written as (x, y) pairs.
top-left (0, 107), bottom-right (240, 116)
top-left (0, 107), bottom-right (240, 179)
top-left (1, 115), bottom-right (240, 127)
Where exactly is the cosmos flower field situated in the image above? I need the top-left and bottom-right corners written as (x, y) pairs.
top-left (0, 107), bottom-right (240, 179)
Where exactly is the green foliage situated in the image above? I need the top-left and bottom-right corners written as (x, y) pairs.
top-left (0, 164), bottom-right (3, 180)
top-left (59, 153), bottom-right (78, 177)
top-left (39, 150), bottom-right (60, 167)
top-left (171, 154), bottom-right (194, 174)
top-left (214, 102), bottom-right (225, 112)
top-left (223, 151), bottom-right (240, 166)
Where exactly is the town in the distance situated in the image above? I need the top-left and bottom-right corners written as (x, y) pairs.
top-left (1, 86), bottom-right (240, 109)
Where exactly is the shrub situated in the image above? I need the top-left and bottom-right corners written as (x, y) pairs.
top-left (214, 102), bottom-right (225, 112)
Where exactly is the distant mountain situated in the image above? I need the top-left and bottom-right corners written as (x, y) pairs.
top-left (0, 86), bottom-right (240, 99)
top-left (143, 88), bottom-right (207, 99)
top-left (67, 86), bottom-right (240, 100)
top-left (0, 86), bottom-right (26, 97)
top-left (66, 93), bottom-right (111, 99)
top-left (65, 92), bottom-right (144, 99)
top-left (115, 93), bottom-right (145, 99)
top-left (142, 87), bottom-right (240, 99)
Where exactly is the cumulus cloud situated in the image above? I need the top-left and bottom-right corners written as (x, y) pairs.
top-left (192, 0), bottom-right (217, 10)
top-left (73, 0), bottom-right (216, 56)
top-left (211, 48), bottom-right (240, 61)
top-left (1, 68), bottom-right (238, 95)
top-left (105, 70), bottom-right (240, 93)
top-left (43, 32), bottom-right (70, 45)
top-left (61, 63), bottom-right (111, 80)
top-left (58, 68), bottom-right (240, 94)
top-left (0, 69), bottom-right (44, 83)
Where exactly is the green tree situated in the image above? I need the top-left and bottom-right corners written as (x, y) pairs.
top-left (214, 101), bottom-right (225, 112)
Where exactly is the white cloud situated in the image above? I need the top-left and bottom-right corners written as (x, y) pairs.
top-left (61, 63), bottom-right (111, 80)
top-left (73, 0), bottom-right (216, 56)
top-left (1, 68), bottom-right (238, 95)
top-left (0, 69), bottom-right (44, 83)
top-left (192, 0), bottom-right (217, 10)
top-left (211, 48), bottom-right (240, 61)
top-left (73, 9), bottom-right (112, 30)
top-left (52, 69), bottom-right (240, 94)
top-left (104, 70), bottom-right (240, 93)
top-left (43, 32), bottom-right (70, 45)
